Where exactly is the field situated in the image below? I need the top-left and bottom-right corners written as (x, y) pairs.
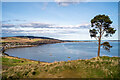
top-left (1, 36), bottom-right (64, 45)
top-left (1, 37), bottom-right (44, 43)
top-left (2, 56), bottom-right (120, 79)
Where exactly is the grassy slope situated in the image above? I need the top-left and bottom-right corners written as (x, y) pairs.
top-left (1, 37), bottom-right (44, 42)
top-left (2, 56), bottom-right (120, 79)
top-left (0, 36), bottom-right (89, 44)
top-left (1, 37), bottom-right (63, 45)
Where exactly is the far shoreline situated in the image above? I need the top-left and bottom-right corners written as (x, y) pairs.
top-left (1, 36), bottom-right (119, 64)
top-left (2, 51), bottom-right (119, 65)
top-left (2, 43), bottom-right (119, 64)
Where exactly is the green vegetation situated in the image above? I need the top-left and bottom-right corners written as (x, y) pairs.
top-left (1, 36), bottom-right (119, 79)
top-left (2, 57), bottom-right (38, 70)
top-left (1, 36), bottom-right (64, 47)
top-left (2, 57), bottom-right (22, 67)
top-left (89, 14), bottom-right (116, 56)
top-left (2, 56), bottom-right (120, 79)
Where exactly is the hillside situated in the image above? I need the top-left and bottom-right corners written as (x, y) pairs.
top-left (1, 36), bottom-right (65, 46)
top-left (2, 56), bottom-right (120, 79)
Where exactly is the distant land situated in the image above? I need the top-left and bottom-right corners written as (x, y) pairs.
top-left (1, 36), bottom-right (60, 40)
top-left (0, 36), bottom-right (94, 52)
top-left (1, 36), bottom-right (119, 43)
top-left (1, 36), bottom-right (119, 79)
top-left (0, 36), bottom-right (93, 43)
top-left (1, 36), bottom-right (65, 47)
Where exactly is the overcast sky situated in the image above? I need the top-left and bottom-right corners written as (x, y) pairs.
top-left (2, 2), bottom-right (118, 40)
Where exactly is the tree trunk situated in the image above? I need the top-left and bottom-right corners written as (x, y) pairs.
top-left (98, 37), bottom-right (101, 57)
top-left (98, 26), bottom-right (102, 57)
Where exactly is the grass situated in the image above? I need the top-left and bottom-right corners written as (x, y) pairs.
top-left (2, 57), bottom-right (21, 66)
top-left (1, 37), bottom-right (63, 46)
top-left (2, 56), bottom-right (120, 79)
top-left (1, 37), bottom-right (62, 43)
top-left (1, 37), bottom-right (44, 43)
top-left (2, 56), bottom-right (38, 70)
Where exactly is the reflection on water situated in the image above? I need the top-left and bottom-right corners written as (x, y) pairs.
top-left (6, 42), bottom-right (119, 62)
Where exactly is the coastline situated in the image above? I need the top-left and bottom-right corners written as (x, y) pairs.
top-left (2, 43), bottom-right (119, 78)
top-left (2, 52), bottom-right (120, 78)
top-left (2, 48), bottom-right (119, 65)
top-left (2, 55), bottom-right (49, 64)
top-left (1, 39), bottom-right (95, 64)
top-left (2, 42), bottom-right (65, 64)
top-left (1, 41), bottom-right (92, 64)
top-left (1, 36), bottom-right (119, 65)
top-left (2, 41), bottom-right (119, 64)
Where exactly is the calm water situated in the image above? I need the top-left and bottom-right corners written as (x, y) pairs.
top-left (6, 42), bottom-right (119, 62)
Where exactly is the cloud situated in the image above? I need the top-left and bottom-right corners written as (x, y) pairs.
top-left (18, 22), bottom-right (54, 28)
top-left (2, 22), bottom-right (91, 40)
top-left (13, 19), bottom-right (26, 21)
top-left (50, 23), bottom-right (90, 28)
top-left (2, 26), bottom-right (89, 39)
top-left (2, 22), bottom-right (90, 29)
top-left (54, 0), bottom-right (88, 6)
top-left (2, 20), bottom-right (11, 23)
top-left (2, 24), bottom-right (15, 28)
top-left (55, 0), bottom-right (86, 2)
top-left (2, 19), bottom-right (26, 23)
top-left (58, 2), bottom-right (70, 6)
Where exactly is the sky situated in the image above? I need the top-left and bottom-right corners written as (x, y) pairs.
top-left (2, 0), bottom-right (120, 2)
top-left (2, 2), bottom-right (118, 40)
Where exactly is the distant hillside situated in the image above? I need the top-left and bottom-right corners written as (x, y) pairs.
top-left (2, 36), bottom-right (59, 40)
top-left (1, 36), bottom-right (65, 46)
top-left (15, 36), bottom-right (58, 40)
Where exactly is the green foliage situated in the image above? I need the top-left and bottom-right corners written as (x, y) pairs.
top-left (90, 14), bottom-right (116, 53)
top-left (90, 14), bottom-right (116, 38)
top-left (2, 57), bottom-right (22, 67)
top-left (101, 42), bottom-right (112, 51)
top-left (91, 14), bottom-right (112, 28)
top-left (89, 29), bottom-right (98, 37)
top-left (105, 27), bottom-right (116, 37)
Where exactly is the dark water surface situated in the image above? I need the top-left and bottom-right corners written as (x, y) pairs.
top-left (6, 42), bottom-right (119, 62)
